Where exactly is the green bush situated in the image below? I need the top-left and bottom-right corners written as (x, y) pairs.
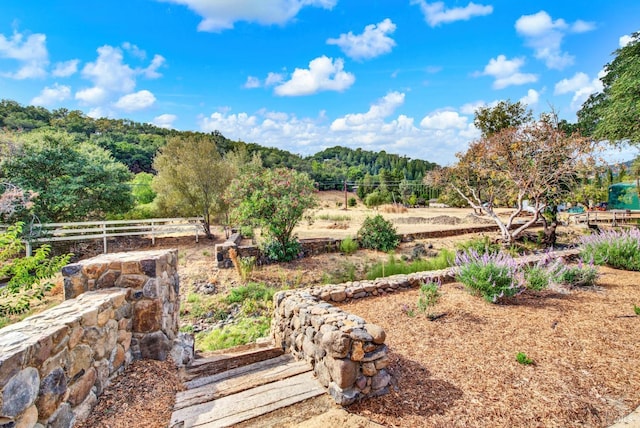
top-left (455, 250), bottom-right (523, 303)
top-left (262, 239), bottom-right (301, 262)
top-left (322, 261), bottom-right (358, 284)
top-left (339, 236), bottom-right (359, 254)
top-left (457, 236), bottom-right (501, 255)
top-left (523, 264), bottom-right (551, 291)
top-left (554, 263), bottom-right (598, 287)
top-left (516, 352), bottom-right (534, 365)
top-left (580, 229), bottom-right (640, 271)
top-left (417, 279), bottom-right (440, 313)
top-left (348, 197), bottom-right (357, 207)
top-left (240, 225), bottom-right (254, 238)
top-left (357, 215), bottom-right (400, 252)
top-left (365, 249), bottom-right (454, 280)
top-left (225, 282), bottom-right (275, 304)
top-left (196, 316), bottom-right (271, 351)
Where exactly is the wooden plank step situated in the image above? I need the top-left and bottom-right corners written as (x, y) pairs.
top-left (170, 372), bottom-right (325, 428)
top-left (182, 346), bottom-right (284, 382)
top-left (184, 354), bottom-right (294, 390)
top-left (175, 358), bottom-right (312, 410)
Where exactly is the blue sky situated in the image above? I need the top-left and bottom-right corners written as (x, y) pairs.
top-left (0, 1), bottom-right (638, 165)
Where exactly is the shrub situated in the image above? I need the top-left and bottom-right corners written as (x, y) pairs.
top-left (554, 262), bottom-right (599, 287)
top-left (580, 229), bottom-right (640, 270)
top-left (317, 213), bottom-right (351, 221)
top-left (339, 236), bottom-right (359, 254)
top-left (523, 264), bottom-right (552, 291)
top-left (239, 225), bottom-right (254, 238)
top-left (262, 239), bottom-right (301, 262)
top-left (348, 197), bottom-right (357, 207)
top-left (455, 250), bottom-right (524, 303)
top-left (516, 352), bottom-right (534, 365)
top-left (225, 282), bottom-right (275, 304)
top-left (457, 236), bottom-right (501, 256)
top-left (196, 316), bottom-right (271, 351)
top-left (357, 214), bottom-right (400, 252)
top-left (366, 249), bottom-right (454, 280)
top-left (417, 279), bottom-right (441, 313)
top-left (322, 261), bottom-right (358, 284)
top-left (634, 305), bottom-right (640, 316)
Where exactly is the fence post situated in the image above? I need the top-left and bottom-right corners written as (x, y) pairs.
top-left (195, 220), bottom-right (200, 243)
top-left (102, 222), bottom-right (107, 253)
top-left (26, 241), bottom-right (32, 257)
top-left (151, 220), bottom-right (156, 246)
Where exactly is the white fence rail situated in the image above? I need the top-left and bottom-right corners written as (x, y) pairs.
top-left (9, 217), bottom-right (204, 255)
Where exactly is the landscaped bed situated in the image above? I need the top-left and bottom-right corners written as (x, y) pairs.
top-left (341, 266), bottom-right (640, 427)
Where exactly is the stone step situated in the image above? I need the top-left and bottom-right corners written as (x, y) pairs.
top-left (170, 371), bottom-right (325, 428)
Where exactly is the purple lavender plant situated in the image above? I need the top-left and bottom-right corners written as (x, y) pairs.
top-left (580, 229), bottom-right (640, 271)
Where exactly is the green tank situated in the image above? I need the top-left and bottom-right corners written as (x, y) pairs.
top-left (608, 182), bottom-right (640, 210)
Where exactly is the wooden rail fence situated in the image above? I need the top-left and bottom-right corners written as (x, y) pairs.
top-left (6, 217), bottom-right (204, 256)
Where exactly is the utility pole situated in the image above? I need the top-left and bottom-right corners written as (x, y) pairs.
top-left (344, 178), bottom-right (348, 210)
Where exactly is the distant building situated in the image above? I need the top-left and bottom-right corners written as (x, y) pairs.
top-left (608, 182), bottom-right (640, 210)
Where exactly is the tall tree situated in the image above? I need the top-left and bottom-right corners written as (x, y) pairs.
top-left (152, 134), bottom-right (232, 238)
top-left (227, 167), bottom-right (317, 261)
top-left (427, 116), bottom-right (594, 243)
top-left (577, 32), bottom-right (640, 144)
top-left (1, 130), bottom-right (133, 223)
top-left (474, 100), bottom-right (533, 138)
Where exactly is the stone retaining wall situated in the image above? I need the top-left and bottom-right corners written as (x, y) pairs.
top-left (271, 249), bottom-right (580, 405)
top-left (0, 249), bottom-right (187, 428)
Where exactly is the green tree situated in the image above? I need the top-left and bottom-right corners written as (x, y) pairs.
top-left (152, 134), bottom-right (231, 238)
top-left (130, 172), bottom-right (156, 204)
top-left (1, 130), bottom-right (133, 223)
top-left (474, 100), bottom-right (533, 138)
top-left (227, 167), bottom-right (317, 261)
top-left (578, 32), bottom-right (640, 144)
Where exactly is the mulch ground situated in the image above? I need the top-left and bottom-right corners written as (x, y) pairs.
top-left (341, 266), bottom-right (640, 427)
top-left (76, 358), bottom-right (182, 428)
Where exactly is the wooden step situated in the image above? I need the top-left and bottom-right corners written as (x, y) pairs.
top-left (170, 372), bottom-right (325, 428)
top-left (176, 357), bottom-right (312, 410)
top-left (182, 346), bottom-right (284, 382)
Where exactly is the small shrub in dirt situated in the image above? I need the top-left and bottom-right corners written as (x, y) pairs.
top-left (196, 316), bottom-right (271, 351)
top-left (225, 282), bottom-right (274, 304)
top-left (366, 249), bottom-right (454, 280)
top-left (580, 229), bottom-right (640, 271)
top-left (516, 352), bottom-right (534, 365)
top-left (417, 279), bottom-right (441, 314)
top-left (322, 261), bottom-right (358, 284)
top-left (634, 305), bottom-right (640, 316)
top-left (523, 264), bottom-right (551, 291)
top-left (262, 239), bottom-right (301, 262)
top-left (339, 236), bottom-right (359, 254)
top-left (348, 197), bottom-right (357, 207)
top-left (553, 262), bottom-right (598, 287)
top-left (357, 214), bottom-right (400, 252)
top-left (455, 250), bottom-right (524, 303)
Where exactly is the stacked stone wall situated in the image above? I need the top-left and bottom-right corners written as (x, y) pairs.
top-left (0, 249), bottom-right (184, 428)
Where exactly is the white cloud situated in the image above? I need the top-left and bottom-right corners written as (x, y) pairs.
top-left (52, 59), bottom-right (79, 77)
top-left (519, 88), bottom-right (540, 106)
top-left (244, 76), bottom-right (261, 88)
top-left (80, 45), bottom-right (137, 94)
top-left (554, 72), bottom-right (603, 110)
top-left (479, 55), bottom-right (538, 89)
top-left (199, 93), bottom-right (480, 165)
top-left (153, 113), bottom-right (177, 129)
top-left (410, 0), bottom-right (493, 27)
top-left (160, 0), bottom-right (337, 32)
top-left (265, 72), bottom-right (284, 86)
top-left (76, 87), bottom-right (108, 104)
top-left (113, 90), bottom-right (156, 111)
top-left (460, 101), bottom-right (485, 115)
top-left (274, 56), bottom-right (355, 96)
top-left (331, 91), bottom-right (405, 131)
top-left (619, 34), bottom-right (634, 48)
top-left (420, 110), bottom-right (468, 130)
top-left (142, 54), bottom-right (165, 79)
top-left (0, 30), bottom-right (49, 79)
top-left (515, 11), bottom-right (594, 70)
top-left (327, 18), bottom-right (396, 60)
top-left (122, 42), bottom-right (146, 59)
top-left (31, 83), bottom-right (72, 106)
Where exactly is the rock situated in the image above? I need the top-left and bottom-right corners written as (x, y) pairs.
top-left (15, 404), bottom-right (37, 428)
top-left (132, 300), bottom-right (161, 333)
top-left (371, 369), bottom-right (391, 390)
top-left (326, 357), bottom-right (357, 389)
top-left (36, 368), bottom-right (67, 420)
top-left (1, 368), bottom-right (39, 418)
top-left (139, 331), bottom-right (171, 360)
top-left (47, 403), bottom-right (74, 428)
top-left (351, 341), bottom-right (365, 361)
top-left (328, 383), bottom-right (359, 406)
top-left (321, 331), bottom-right (351, 359)
top-left (364, 324), bottom-right (386, 344)
top-left (68, 345), bottom-right (93, 379)
top-left (362, 362), bottom-right (377, 376)
top-left (67, 368), bottom-right (96, 406)
top-left (170, 333), bottom-right (194, 367)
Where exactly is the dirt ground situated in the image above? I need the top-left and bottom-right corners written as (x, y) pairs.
top-left (24, 195), bottom-right (639, 427)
